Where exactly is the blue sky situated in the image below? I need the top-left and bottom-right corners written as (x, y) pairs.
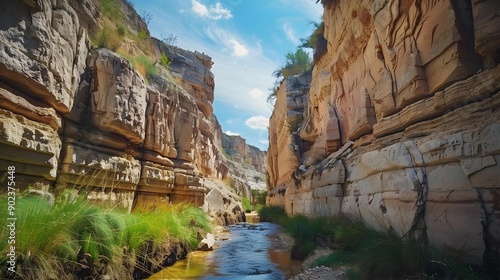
top-left (128, 0), bottom-right (323, 150)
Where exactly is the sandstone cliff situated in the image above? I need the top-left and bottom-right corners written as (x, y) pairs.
top-left (268, 0), bottom-right (500, 266)
top-left (222, 133), bottom-right (267, 173)
top-left (0, 0), bottom-right (246, 225)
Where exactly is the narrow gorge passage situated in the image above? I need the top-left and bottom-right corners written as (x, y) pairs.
top-left (150, 222), bottom-right (301, 279)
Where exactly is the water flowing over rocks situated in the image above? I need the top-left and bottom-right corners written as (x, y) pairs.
top-left (267, 0), bottom-right (500, 268)
top-left (0, 0), bottom-right (261, 225)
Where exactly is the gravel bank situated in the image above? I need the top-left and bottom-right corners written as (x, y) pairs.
top-left (289, 266), bottom-right (347, 280)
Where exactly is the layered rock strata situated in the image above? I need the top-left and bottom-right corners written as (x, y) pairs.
top-left (0, 0), bottom-right (242, 223)
top-left (222, 133), bottom-right (267, 173)
top-left (267, 0), bottom-right (500, 266)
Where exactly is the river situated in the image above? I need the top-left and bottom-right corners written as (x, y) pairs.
top-left (148, 221), bottom-right (301, 279)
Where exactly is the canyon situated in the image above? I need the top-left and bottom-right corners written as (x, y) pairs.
top-left (2, 0), bottom-right (500, 277)
top-left (267, 0), bottom-right (500, 267)
top-left (0, 0), bottom-right (266, 226)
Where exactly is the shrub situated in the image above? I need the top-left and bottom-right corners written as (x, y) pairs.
top-left (300, 21), bottom-right (327, 63)
top-left (258, 206), bottom-right (287, 224)
top-left (92, 28), bottom-right (122, 51)
top-left (273, 48), bottom-right (312, 79)
top-left (241, 197), bottom-right (252, 212)
top-left (99, 0), bottom-right (125, 20)
top-left (137, 30), bottom-right (149, 41)
top-left (160, 51), bottom-right (171, 69)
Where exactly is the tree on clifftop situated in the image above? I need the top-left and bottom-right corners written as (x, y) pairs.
top-left (267, 48), bottom-right (312, 103)
top-left (273, 48), bottom-right (312, 79)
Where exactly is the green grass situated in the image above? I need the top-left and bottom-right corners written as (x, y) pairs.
top-left (119, 53), bottom-right (158, 82)
top-left (99, 0), bottom-right (125, 21)
top-left (0, 192), bottom-right (211, 279)
top-left (241, 197), bottom-right (252, 212)
top-left (258, 205), bottom-right (287, 224)
top-left (258, 206), bottom-right (494, 279)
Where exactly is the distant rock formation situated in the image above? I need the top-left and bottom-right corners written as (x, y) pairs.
top-left (222, 133), bottom-right (267, 173)
top-left (267, 0), bottom-right (500, 267)
top-left (0, 0), bottom-right (247, 224)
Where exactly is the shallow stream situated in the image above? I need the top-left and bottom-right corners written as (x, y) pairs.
top-left (149, 221), bottom-right (301, 279)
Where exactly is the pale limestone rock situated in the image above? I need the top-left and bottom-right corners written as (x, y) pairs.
top-left (159, 42), bottom-right (215, 118)
top-left (267, 0), bottom-right (500, 265)
top-left (222, 133), bottom-right (267, 173)
top-left (144, 86), bottom-right (178, 159)
top-left (0, 0), bottom-right (95, 113)
top-left (472, 0), bottom-right (500, 61)
top-left (0, 108), bottom-right (61, 184)
top-left (57, 138), bottom-right (141, 191)
top-left (87, 49), bottom-right (147, 144)
top-left (201, 178), bottom-right (245, 226)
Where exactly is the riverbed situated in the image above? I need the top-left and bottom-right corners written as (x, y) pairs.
top-left (148, 221), bottom-right (301, 279)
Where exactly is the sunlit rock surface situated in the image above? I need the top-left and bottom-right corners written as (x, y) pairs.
top-left (0, 0), bottom-right (256, 223)
top-left (267, 0), bottom-right (500, 265)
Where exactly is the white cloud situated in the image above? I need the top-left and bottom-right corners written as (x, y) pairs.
top-left (248, 88), bottom-right (266, 101)
top-left (283, 23), bottom-right (299, 44)
top-left (229, 39), bottom-right (249, 56)
top-left (191, 0), bottom-right (232, 20)
top-left (142, 0), bottom-right (275, 118)
top-left (225, 130), bottom-right (240, 136)
top-left (258, 139), bottom-right (269, 145)
top-left (210, 3), bottom-right (232, 20)
top-left (245, 116), bottom-right (269, 130)
top-left (191, 0), bottom-right (209, 17)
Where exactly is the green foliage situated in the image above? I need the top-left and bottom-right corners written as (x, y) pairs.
top-left (258, 206), bottom-right (287, 224)
top-left (267, 78), bottom-right (282, 104)
top-left (121, 54), bottom-right (158, 81)
top-left (160, 52), bottom-right (171, 69)
top-left (258, 207), bottom-right (493, 279)
top-left (241, 197), bottom-right (252, 212)
top-left (251, 189), bottom-right (267, 205)
top-left (136, 55), bottom-right (157, 79)
top-left (137, 30), bottom-right (149, 41)
top-left (315, 0), bottom-right (336, 9)
top-left (117, 24), bottom-right (127, 36)
top-left (273, 48), bottom-right (313, 79)
top-left (221, 148), bottom-right (232, 160)
top-left (99, 0), bottom-right (125, 20)
top-left (268, 48), bottom-right (311, 103)
top-left (0, 193), bottom-right (211, 278)
top-left (92, 28), bottom-right (122, 51)
top-left (299, 20), bottom-right (327, 63)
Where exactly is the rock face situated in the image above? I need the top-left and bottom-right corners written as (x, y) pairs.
top-left (267, 0), bottom-right (500, 266)
top-left (222, 133), bottom-right (267, 173)
top-left (0, 0), bottom-right (244, 223)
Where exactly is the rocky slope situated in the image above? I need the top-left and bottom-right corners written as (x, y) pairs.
top-left (222, 133), bottom-right (267, 174)
top-left (268, 0), bottom-right (500, 267)
top-left (0, 0), bottom-right (248, 225)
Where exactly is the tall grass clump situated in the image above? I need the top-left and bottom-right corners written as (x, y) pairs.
top-left (313, 220), bottom-right (494, 279)
top-left (0, 193), bottom-right (129, 279)
top-left (0, 192), bottom-right (211, 279)
top-left (120, 53), bottom-right (158, 82)
top-left (241, 197), bottom-right (252, 212)
top-left (258, 206), bottom-right (287, 224)
top-left (329, 221), bottom-right (430, 278)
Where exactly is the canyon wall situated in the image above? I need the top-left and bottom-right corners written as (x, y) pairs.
top-left (268, 0), bottom-right (500, 265)
top-left (0, 0), bottom-right (245, 224)
top-left (222, 133), bottom-right (267, 173)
